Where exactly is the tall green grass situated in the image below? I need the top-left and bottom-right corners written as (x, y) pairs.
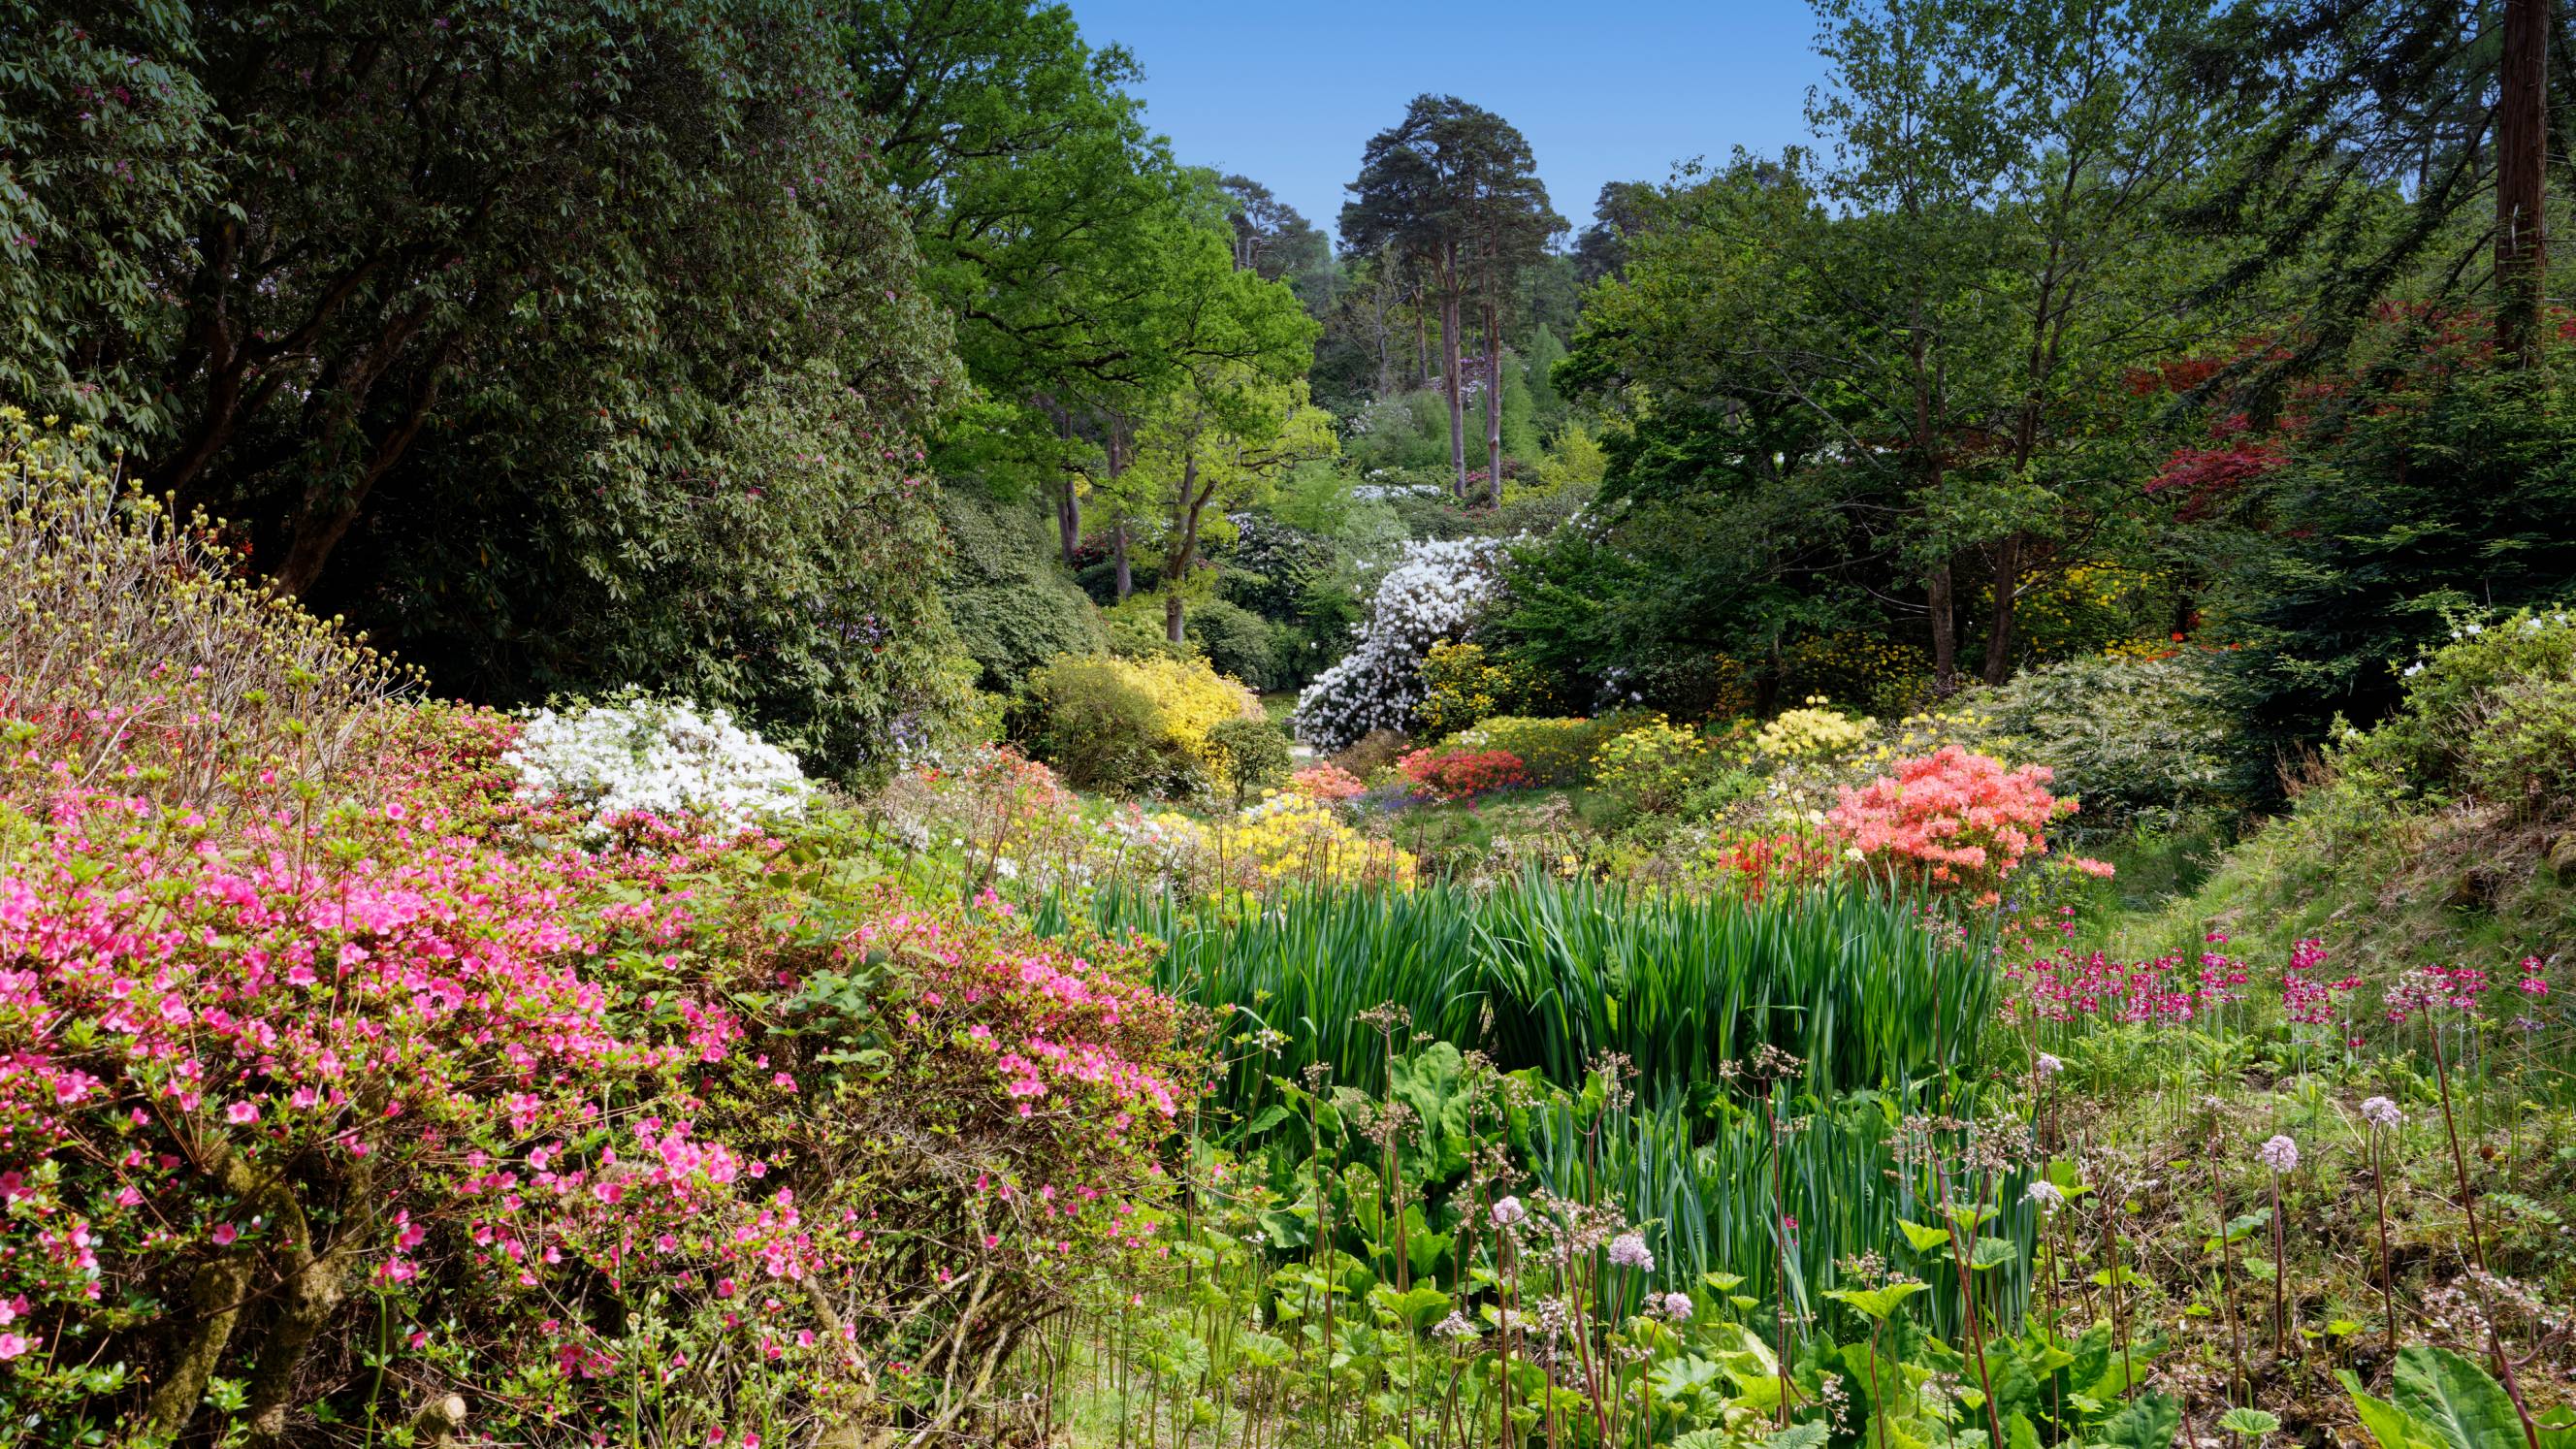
top-left (1052, 871), bottom-right (1995, 1108)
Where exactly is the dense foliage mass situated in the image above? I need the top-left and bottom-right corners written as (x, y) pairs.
top-left (7, 0), bottom-right (2576, 1444)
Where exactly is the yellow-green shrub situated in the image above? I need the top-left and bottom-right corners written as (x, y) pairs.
top-left (1753, 698), bottom-right (1874, 759)
top-left (1456, 714), bottom-right (1645, 786)
top-left (1021, 653), bottom-right (1256, 796)
top-left (1593, 717), bottom-right (1713, 816)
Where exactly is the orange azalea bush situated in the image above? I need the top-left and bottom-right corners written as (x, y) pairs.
top-left (1825, 745), bottom-right (2112, 905)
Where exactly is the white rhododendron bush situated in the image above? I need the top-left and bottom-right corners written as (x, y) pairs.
top-left (504, 695), bottom-right (813, 834)
top-left (1293, 538), bottom-right (1502, 753)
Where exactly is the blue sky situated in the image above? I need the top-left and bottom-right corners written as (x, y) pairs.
top-left (1065, 0), bottom-right (1828, 247)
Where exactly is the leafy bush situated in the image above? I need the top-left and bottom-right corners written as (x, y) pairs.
top-left (1292, 538), bottom-right (1502, 752)
top-left (1753, 698), bottom-right (1874, 759)
top-left (1966, 654), bottom-right (2241, 829)
top-left (1021, 654), bottom-right (1256, 797)
top-left (0, 411), bottom-right (410, 799)
top-left (1326, 726), bottom-right (1412, 782)
top-left (2351, 607), bottom-right (2576, 810)
top-left (1396, 746), bottom-right (1532, 802)
top-left (1415, 639), bottom-right (1553, 739)
top-left (1186, 596), bottom-right (1284, 690)
top-left (1453, 714), bottom-right (1642, 786)
top-left (504, 695), bottom-right (812, 838)
top-left (938, 490), bottom-right (1107, 692)
top-left (1827, 746), bottom-right (2111, 905)
top-left (1594, 717), bottom-right (1715, 816)
top-left (1221, 794), bottom-right (1419, 890)
top-left (1206, 717), bottom-right (1293, 808)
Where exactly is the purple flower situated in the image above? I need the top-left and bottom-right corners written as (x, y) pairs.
top-left (1660, 1292), bottom-right (1694, 1320)
top-left (1607, 1232), bottom-right (1654, 1271)
top-left (2257, 1135), bottom-right (2299, 1174)
top-left (2360, 1097), bottom-right (2402, 1129)
top-left (1490, 1195), bottom-right (1525, 1227)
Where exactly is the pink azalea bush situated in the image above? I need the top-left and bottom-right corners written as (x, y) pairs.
top-left (0, 694), bottom-right (1193, 1441)
top-left (1826, 746), bottom-right (2111, 906)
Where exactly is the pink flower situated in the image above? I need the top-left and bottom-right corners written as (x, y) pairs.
top-left (0, 1333), bottom-right (30, 1360)
top-left (226, 1100), bottom-right (260, 1125)
top-left (211, 1223), bottom-right (239, 1246)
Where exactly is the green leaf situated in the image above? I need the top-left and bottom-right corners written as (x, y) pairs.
top-left (2392, 1345), bottom-right (2525, 1449)
top-left (1825, 1280), bottom-right (1930, 1321)
top-left (2341, 1370), bottom-right (2436, 1449)
top-left (1896, 1218), bottom-right (1952, 1253)
top-left (2218, 1406), bottom-right (2282, 1434)
top-left (2006, 1411), bottom-right (2042, 1449)
top-left (2091, 1390), bottom-right (2184, 1449)
top-left (1755, 1424), bottom-right (1831, 1449)
top-left (1970, 1236), bottom-right (2022, 1271)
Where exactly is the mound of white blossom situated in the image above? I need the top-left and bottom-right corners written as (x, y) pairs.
top-left (1293, 537), bottom-right (1502, 753)
top-left (504, 696), bottom-right (813, 836)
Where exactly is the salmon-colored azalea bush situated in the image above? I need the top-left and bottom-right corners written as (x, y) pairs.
top-left (1825, 746), bottom-right (2111, 906)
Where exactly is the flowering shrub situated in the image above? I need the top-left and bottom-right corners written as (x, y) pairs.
top-left (1286, 763), bottom-right (1368, 804)
top-left (1023, 653), bottom-right (1258, 797)
top-left (1395, 746), bottom-right (1531, 802)
top-left (505, 693), bottom-right (813, 837)
top-left (0, 705), bottom-right (1196, 1445)
top-left (1293, 538), bottom-right (1502, 753)
top-left (1415, 640), bottom-right (1546, 740)
top-left (1963, 655), bottom-right (2239, 830)
top-left (1693, 831), bottom-right (1840, 902)
top-left (1594, 717), bottom-right (1714, 816)
top-left (1826, 746), bottom-right (2111, 905)
top-left (1219, 794), bottom-right (1418, 890)
top-left (1753, 699), bottom-right (1874, 759)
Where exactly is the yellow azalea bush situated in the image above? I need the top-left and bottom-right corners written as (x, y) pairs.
top-left (1752, 697), bottom-right (1874, 758)
top-left (1022, 652), bottom-right (1259, 797)
top-left (1218, 793), bottom-right (1418, 890)
top-left (1593, 716), bottom-right (1713, 816)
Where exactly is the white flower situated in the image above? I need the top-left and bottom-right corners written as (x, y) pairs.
top-left (1292, 538), bottom-right (1504, 752)
top-left (1660, 1292), bottom-right (1694, 1320)
top-left (504, 697), bottom-right (810, 840)
top-left (1607, 1232), bottom-right (1654, 1271)
top-left (2403, 661), bottom-right (2425, 677)
top-left (2024, 1180), bottom-right (2067, 1212)
top-left (2033, 1052), bottom-right (2063, 1080)
top-left (2360, 1096), bottom-right (2403, 1130)
top-left (1490, 1195), bottom-right (1527, 1227)
top-left (2257, 1134), bottom-right (2300, 1174)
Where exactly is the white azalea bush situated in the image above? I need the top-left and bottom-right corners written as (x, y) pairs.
top-left (504, 695), bottom-right (814, 836)
top-left (1293, 537), bottom-right (1503, 752)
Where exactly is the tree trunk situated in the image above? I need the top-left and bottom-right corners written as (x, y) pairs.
top-left (1113, 523), bottom-right (1132, 600)
top-left (1483, 308), bottom-right (1505, 506)
top-left (1056, 473), bottom-right (1080, 564)
top-left (1441, 270), bottom-right (1467, 499)
top-left (1165, 455), bottom-right (1203, 644)
top-left (1928, 562), bottom-right (1958, 691)
top-left (1980, 535), bottom-right (2021, 686)
top-left (2498, 0), bottom-right (2549, 364)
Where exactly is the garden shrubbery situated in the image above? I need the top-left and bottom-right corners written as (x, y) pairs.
top-left (1019, 653), bottom-right (1257, 797)
top-left (0, 479), bottom-right (1197, 1447)
top-left (1965, 653), bottom-right (2243, 831)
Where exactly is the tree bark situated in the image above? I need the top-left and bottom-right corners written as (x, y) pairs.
top-left (1928, 562), bottom-right (1958, 691)
top-left (1980, 536), bottom-right (2021, 685)
top-left (1483, 307), bottom-right (1505, 506)
top-left (1112, 522), bottom-right (1132, 600)
top-left (2497, 0), bottom-right (2549, 364)
top-left (1440, 256), bottom-right (1466, 499)
top-left (1164, 454), bottom-right (1206, 644)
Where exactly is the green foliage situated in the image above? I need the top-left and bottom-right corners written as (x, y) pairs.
top-left (1205, 717), bottom-right (1292, 810)
top-left (938, 492), bottom-right (1108, 693)
top-left (1020, 653), bottom-right (1250, 798)
top-left (1968, 654), bottom-right (2247, 832)
top-left (2220, 339), bottom-right (2576, 754)
top-left (1073, 874), bottom-right (1995, 1109)
top-left (1452, 714), bottom-right (1642, 787)
top-left (1185, 597), bottom-right (1283, 691)
top-left (2339, 1348), bottom-right (2534, 1449)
